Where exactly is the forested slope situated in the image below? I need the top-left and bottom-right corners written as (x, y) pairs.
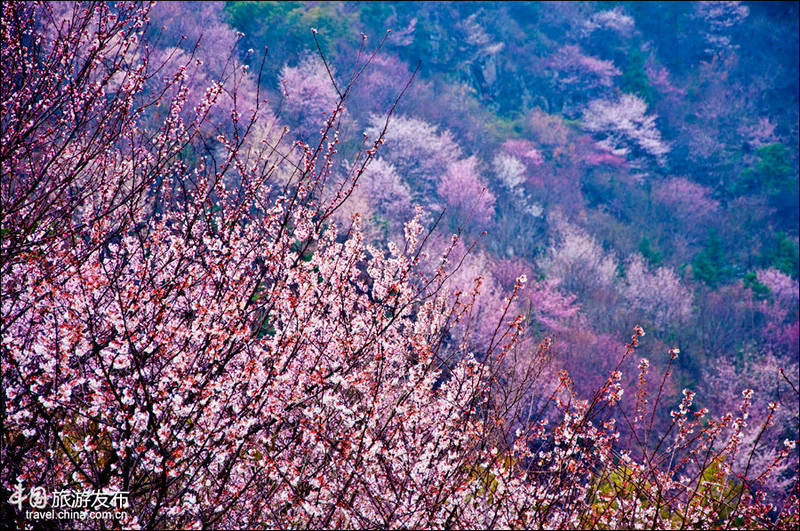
top-left (1, 1), bottom-right (797, 528)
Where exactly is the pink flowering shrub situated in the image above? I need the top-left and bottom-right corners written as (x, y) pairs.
top-left (349, 53), bottom-right (417, 115)
top-left (437, 156), bottom-right (496, 229)
top-left (1, 3), bottom-right (797, 530)
top-left (493, 152), bottom-right (529, 192)
top-left (756, 268), bottom-right (800, 352)
top-left (583, 6), bottom-right (636, 38)
top-left (487, 258), bottom-right (578, 329)
top-left (279, 54), bottom-right (341, 141)
top-left (646, 64), bottom-right (687, 99)
top-left (740, 117), bottom-right (780, 148)
top-left (527, 108), bottom-right (571, 150)
top-left (547, 45), bottom-right (621, 95)
top-left (502, 139), bottom-right (545, 167)
top-left (578, 134), bottom-right (629, 167)
top-left (705, 354), bottom-right (800, 499)
top-left (653, 177), bottom-right (720, 222)
top-left (540, 222), bottom-right (619, 297)
top-left (758, 268), bottom-right (800, 306)
top-left (330, 158), bottom-right (414, 242)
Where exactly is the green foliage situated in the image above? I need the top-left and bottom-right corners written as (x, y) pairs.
top-left (756, 143), bottom-right (795, 190)
top-left (688, 459), bottom-right (744, 527)
top-left (466, 457), bottom-right (515, 505)
top-left (692, 230), bottom-right (731, 288)
top-left (357, 1), bottom-right (395, 29)
top-left (739, 143), bottom-right (794, 192)
top-left (586, 459), bottom-right (745, 529)
top-left (225, 1), bottom-right (356, 63)
top-left (738, 143), bottom-right (799, 229)
top-left (256, 311), bottom-right (276, 338)
top-left (585, 465), bottom-right (658, 529)
top-left (760, 144), bottom-right (799, 230)
top-left (622, 1), bottom-right (695, 73)
top-left (580, 172), bottom-right (647, 222)
top-left (620, 48), bottom-right (656, 105)
top-left (225, 1), bottom-right (308, 60)
top-left (638, 235), bottom-right (663, 265)
top-left (290, 239), bottom-right (315, 262)
top-left (743, 271), bottom-right (771, 300)
top-left (763, 232), bottom-right (800, 279)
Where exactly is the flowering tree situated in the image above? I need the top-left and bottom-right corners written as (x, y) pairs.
top-left (493, 139), bottom-right (545, 200)
top-left (646, 64), bottom-right (687, 100)
top-left (520, 278), bottom-right (581, 334)
top-left (705, 354), bottom-right (800, 499)
top-left (583, 6), bottom-right (636, 39)
top-left (653, 177), bottom-right (720, 221)
top-left (279, 54), bottom-right (341, 141)
top-left (526, 109), bottom-right (570, 151)
top-left (330, 158), bottom-right (413, 242)
top-left (364, 114), bottom-right (461, 200)
top-left (148, 2), bottom-right (239, 73)
top-left (501, 139), bottom-right (544, 168)
top-left (540, 222), bottom-right (619, 297)
top-left (2, 2), bottom-right (797, 530)
top-left (757, 268), bottom-right (799, 306)
top-left (620, 254), bottom-right (693, 329)
top-left (547, 45), bottom-right (620, 112)
top-left (548, 45), bottom-right (620, 91)
top-left (493, 152), bottom-right (528, 192)
top-left (437, 156), bottom-right (495, 230)
top-left (693, 0), bottom-right (750, 56)
top-left (349, 53), bottom-right (416, 116)
top-left (1, 3), bottom-right (528, 528)
top-left (582, 94), bottom-right (670, 168)
top-left (755, 268), bottom-right (800, 353)
top-left (539, 221), bottom-right (628, 331)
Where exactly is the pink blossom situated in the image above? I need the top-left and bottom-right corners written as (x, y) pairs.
top-left (279, 54), bottom-right (340, 140)
top-left (548, 45), bottom-right (621, 91)
top-left (757, 268), bottom-right (799, 306)
top-left (437, 156), bottom-right (496, 227)
top-left (653, 177), bottom-right (720, 220)
top-left (502, 139), bottom-right (545, 166)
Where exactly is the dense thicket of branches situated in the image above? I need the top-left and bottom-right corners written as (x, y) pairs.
top-left (1, 2), bottom-right (797, 529)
